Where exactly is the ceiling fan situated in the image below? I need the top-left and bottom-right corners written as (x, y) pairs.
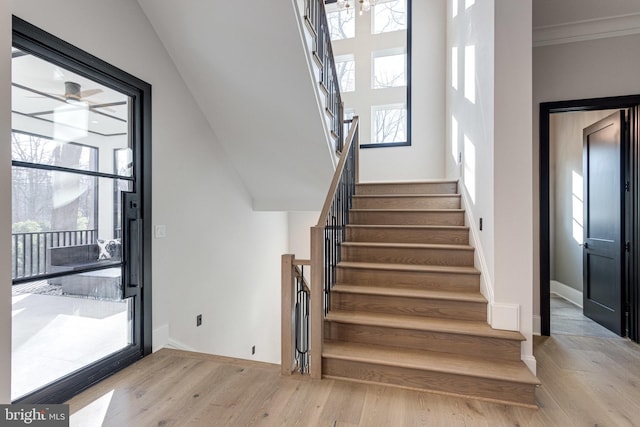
top-left (59, 81), bottom-right (102, 102)
top-left (45, 81), bottom-right (119, 113)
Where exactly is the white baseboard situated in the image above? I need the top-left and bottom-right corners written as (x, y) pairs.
top-left (522, 355), bottom-right (537, 376)
top-left (551, 280), bottom-right (583, 308)
top-left (533, 315), bottom-right (541, 336)
top-left (152, 324), bottom-right (169, 352)
top-left (166, 337), bottom-right (198, 352)
top-left (490, 303), bottom-right (520, 331)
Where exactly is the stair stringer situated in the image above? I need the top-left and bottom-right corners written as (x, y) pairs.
top-left (458, 179), bottom-right (537, 375)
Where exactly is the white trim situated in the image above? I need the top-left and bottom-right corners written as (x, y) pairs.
top-left (152, 324), bottom-right (169, 352)
top-left (533, 315), bottom-right (541, 336)
top-left (166, 337), bottom-right (198, 352)
top-left (491, 303), bottom-right (520, 332)
top-left (522, 355), bottom-right (537, 376)
top-left (459, 181), bottom-right (494, 321)
top-left (551, 280), bottom-right (583, 308)
top-left (533, 13), bottom-right (640, 47)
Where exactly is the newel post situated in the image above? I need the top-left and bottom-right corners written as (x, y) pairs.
top-left (310, 225), bottom-right (324, 379)
top-left (281, 254), bottom-right (295, 375)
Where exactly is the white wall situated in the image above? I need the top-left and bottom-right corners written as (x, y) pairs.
top-left (532, 33), bottom-right (640, 320)
top-left (447, 0), bottom-right (495, 288)
top-left (9, 0), bottom-right (289, 389)
top-left (1, 0), bottom-right (12, 404)
top-left (493, 0), bottom-right (533, 365)
top-left (287, 212), bottom-right (319, 260)
top-left (448, 0), bottom-right (535, 369)
top-left (358, 0), bottom-right (446, 182)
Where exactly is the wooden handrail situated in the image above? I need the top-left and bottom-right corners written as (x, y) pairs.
top-left (310, 116), bottom-right (359, 379)
top-left (316, 116), bottom-right (360, 226)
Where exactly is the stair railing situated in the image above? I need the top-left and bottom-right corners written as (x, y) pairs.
top-left (281, 255), bottom-right (311, 375)
top-left (282, 0), bottom-right (355, 377)
top-left (304, 0), bottom-right (345, 152)
top-left (310, 116), bottom-right (359, 378)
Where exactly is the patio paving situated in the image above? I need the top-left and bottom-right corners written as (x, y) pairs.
top-left (11, 288), bottom-right (130, 400)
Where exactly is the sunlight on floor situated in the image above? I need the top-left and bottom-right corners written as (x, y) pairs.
top-left (70, 389), bottom-right (114, 427)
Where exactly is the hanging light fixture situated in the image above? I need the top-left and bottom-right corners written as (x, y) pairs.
top-left (334, 0), bottom-right (377, 14)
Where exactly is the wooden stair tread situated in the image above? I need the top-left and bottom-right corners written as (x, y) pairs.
top-left (353, 194), bottom-right (461, 199)
top-left (326, 310), bottom-right (525, 341)
top-left (350, 208), bottom-right (464, 213)
top-left (347, 224), bottom-right (469, 230)
top-left (342, 241), bottom-right (473, 251)
top-left (331, 284), bottom-right (486, 303)
top-left (357, 180), bottom-right (459, 185)
top-left (338, 261), bottom-right (480, 275)
top-left (323, 341), bottom-right (540, 385)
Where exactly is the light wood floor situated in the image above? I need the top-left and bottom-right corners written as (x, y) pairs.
top-left (68, 335), bottom-right (640, 427)
top-left (550, 294), bottom-right (619, 338)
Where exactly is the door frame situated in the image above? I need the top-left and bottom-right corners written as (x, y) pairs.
top-left (12, 16), bottom-right (153, 403)
top-left (540, 95), bottom-right (640, 342)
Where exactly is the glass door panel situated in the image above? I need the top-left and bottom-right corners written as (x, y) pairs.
top-left (11, 41), bottom-right (142, 402)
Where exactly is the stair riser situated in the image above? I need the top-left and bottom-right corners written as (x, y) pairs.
top-left (350, 211), bottom-right (464, 226)
top-left (325, 323), bottom-right (522, 361)
top-left (346, 227), bottom-right (469, 245)
top-left (342, 246), bottom-right (474, 267)
top-left (352, 196), bottom-right (461, 210)
top-left (330, 293), bottom-right (486, 321)
top-left (322, 359), bottom-right (537, 407)
top-left (337, 267), bottom-right (480, 292)
top-left (356, 182), bottom-right (458, 195)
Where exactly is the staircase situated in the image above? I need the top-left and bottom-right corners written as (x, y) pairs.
top-left (321, 180), bottom-right (540, 408)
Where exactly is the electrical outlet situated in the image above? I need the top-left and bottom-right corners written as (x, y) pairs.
top-left (196, 314), bottom-right (202, 327)
top-left (252, 345), bottom-right (256, 355)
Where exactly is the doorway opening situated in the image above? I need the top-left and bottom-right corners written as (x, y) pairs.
top-left (540, 95), bottom-right (640, 343)
top-left (11, 17), bottom-right (152, 403)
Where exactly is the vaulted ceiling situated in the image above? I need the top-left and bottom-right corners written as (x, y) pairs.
top-left (136, 0), bottom-right (335, 210)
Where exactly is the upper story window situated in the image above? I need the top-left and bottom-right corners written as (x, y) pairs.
top-left (335, 54), bottom-right (356, 92)
top-left (327, 8), bottom-right (355, 40)
top-left (373, 0), bottom-right (407, 34)
top-left (372, 51), bottom-right (406, 88)
top-left (328, 0), bottom-right (411, 148)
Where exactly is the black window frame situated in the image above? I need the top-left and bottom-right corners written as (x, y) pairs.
top-left (11, 15), bottom-right (152, 404)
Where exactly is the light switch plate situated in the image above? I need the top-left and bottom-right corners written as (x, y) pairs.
top-left (154, 224), bottom-right (167, 238)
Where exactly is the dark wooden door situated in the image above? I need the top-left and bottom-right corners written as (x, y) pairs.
top-left (583, 111), bottom-right (626, 335)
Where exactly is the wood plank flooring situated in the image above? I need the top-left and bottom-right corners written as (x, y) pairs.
top-left (67, 335), bottom-right (640, 426)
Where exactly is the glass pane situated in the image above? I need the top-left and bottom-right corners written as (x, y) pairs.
top-left (327, 9), bottom-right (355, 40)
top-left (12, 49), bottom-right (132, 177)
top-left (12, 280), bottom-right (132, 399)
top-left (373, 53), bottom-right (406, 88)
top-left (11, 168), bottom-right (131, 278)
top-left (373, 0), bottom-right (407, 34)
top-left (372, 105), bottom-right (407, 143)
top-left (335, 56), bottom-right (355, 92)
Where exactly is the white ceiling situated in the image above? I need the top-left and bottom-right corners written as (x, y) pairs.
top-left (533, 0), bottom-right (640, 27)
top-left (12, 49), bottom-right (129, 137)
top-left (135, 0), bottom-right (335, 211)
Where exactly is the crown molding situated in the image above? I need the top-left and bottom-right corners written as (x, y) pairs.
top-left (533, 13), bottom-right (640, 47)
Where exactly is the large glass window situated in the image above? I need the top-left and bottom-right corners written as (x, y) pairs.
top-left (373, 0), bottom-right (408, 34)
top-left (372, 105), bottom-right (407, 144)
top-left (372, 51), bottom-right (406, 88)
top-left (328, 0), bottom-right (411, 147)
top-left (335, 54), bottom-right (356, 92)
top-left (327, 8), bottom-right (355, 40)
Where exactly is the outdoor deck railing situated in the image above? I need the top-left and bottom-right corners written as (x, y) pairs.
top-left (11, 229), bottom-right (98, 280)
